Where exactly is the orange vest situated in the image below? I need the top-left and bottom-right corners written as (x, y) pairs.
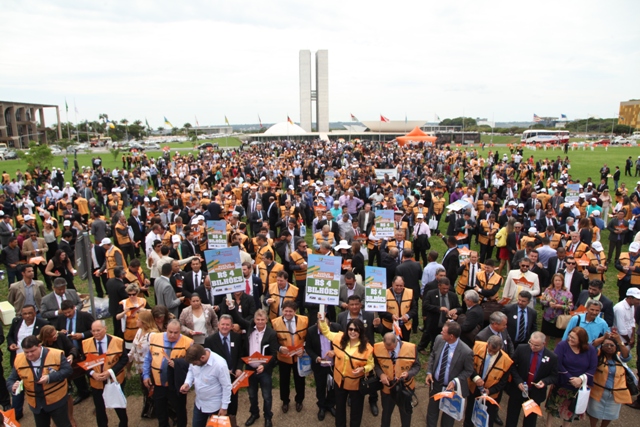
top-left (478, 220), bottom-right (497, 246)
top-left (383, 288), bottom-right (413, 331)
top-left (115, 222), bottom-right (131, 245)
top-left (14, 348), bottom-right (68, 408)
top-left (585, 250), bottom-right (606, 282)
top-left (267, 283), bottom-right (299, 320)
top-left (120, 297), bottom-right (147, 342)
top-left (590, 355), bottom-right (633, 404)
top-left (258, 261), bottom-right (284, 292)
top-left (82, 335), bottom-right (126, 389)
top-left (331, 334), bottom-right (373, 391)
top-left (475, 270), bottom-right (502, 302)
top-left (468, 342), bottom-right (513, 399)
top-left (271, 315), bottom-right (309, 364)
top-left (456, 263), bottom-right (485, 295)
top-left (147, 333), bottom-right (193, 386)
top-left (373, 342), bottom-right (417, 394)
top-left (290, 249), bottom-right (312, 282)
top-left (616, 252), bottom-right (640, 285)
top-left (105, 246), bottom-right (127, 278)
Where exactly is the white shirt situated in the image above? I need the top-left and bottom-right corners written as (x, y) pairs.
top-left (613, 299), bottom-right (636, 338)
top-left (564, 269), bottom-right (575, 290)
top-left (17, 321), bottom-right (36, 353)
top-left (184, 351), bottom-right (232, 413)
top-left (248, 327), bottom-right (266, 368)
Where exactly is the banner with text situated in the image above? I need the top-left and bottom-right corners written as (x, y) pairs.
top-left (207, 221), bottom-right (228, 249)
top-left (204, 247), bottom-right (244, 296)
top-left (375, 168), bottom-right (397, 181)
top-left (364, 266), bottom-right (387, 311)
top-left (565, 184), bottom-right (580, 204)
top-left (375, 210), bottom-right (395, 238)
top-left (324, 171), bottom-right (335, 186)
top-left (305, 254), bottom-right (341, 306)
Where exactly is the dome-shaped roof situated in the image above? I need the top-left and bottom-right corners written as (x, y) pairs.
top-left (262, 121), bottom-right (307, 136)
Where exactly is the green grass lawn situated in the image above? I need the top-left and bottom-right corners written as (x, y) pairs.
top-left (1, 144), bottom-right (638, 393)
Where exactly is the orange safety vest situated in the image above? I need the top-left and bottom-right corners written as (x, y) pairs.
top-left (258, 261), bottom-right (284, 292)
top-left (475, 270), bottom-right (502, 302)
top-left (115, 222), bottom-right (131, 245)
top-left (267, 283), bottom-right (299, 321)
top-left (82, 335), bottom-right (126, 389)
top-left (314, 232), bottom-right (335, 249)
top-left (432, 196), bottom-right (445, 215)
top-left (147, 333), bottom-right (193, 386)
top-left (120, 297), bottom-right (147, 342)
top-left (616, 252), bottom-right (640, 285)
top-left (468, 341), bottom-right (513, 399)
top-left (14, 348), bottom-right (68, 408)
top-left (585, 250), bottom-right (606, 282)
top-left (330, 333), bottom-right (373, 391)
top-left (290, 249), bottom-right (312, 282)
top-left (105, 246), bottom-right (127, 278)
top-left (456, 263), bottom-right (485, 295)
top-left (271, 315), bottom-right (309, 364)
top-left (373, 341), bottom-right (417, 394)
top-left (383, 288), bottom-right (413, 331)
top-left (255, 244), bottom-right (275, 267)
top-left (590, 354), bottom-right (633, 404)
top-left (478, 220), bottom-right (497, 246)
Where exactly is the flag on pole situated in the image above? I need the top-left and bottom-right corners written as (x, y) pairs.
top-left (225, 116), bottom-right (230, 125)
top-left (145, 118), bottom-right (151, 129)
top-left (380, 115), bottom-right (389, 123)
top-left (287, 116), bottom-right (294, 125)
top-left (65, 99), bottom-right (68, 113)
top-left (404, 114), bottom-right (407, 124)
top-left (195, 116), bottom-right (199, 126)
top-left (258, 115), bottom-right (263, 128)
top-left (350, 113), bottom-right (358, 122)
top-left (560, 114), bottom-right (567, 119)
top-left (106, 120), bottom-right (115, 129)
top-left (164, 116), bottom-right (173, 128)
top-left (435, 114), bottom-right (440, 122)
top-left (74, 104), bottom-right (79, 115)
top-left (533, 114), bottom-right (542, 123)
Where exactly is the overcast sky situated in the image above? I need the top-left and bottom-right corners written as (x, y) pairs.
top-left (2, 0), bottom-right (638, 128)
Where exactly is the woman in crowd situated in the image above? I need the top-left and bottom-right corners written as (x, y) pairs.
top-left (318, 316), bottom-right (373, 427)
top-left (495, 217), bottom-right (515, 274)
top-left (179, 294), bottom-right (218, 345)
top-left (587, 333), bottom-right (633, 427)
top-left (546, 326), bottom-right (598, 427)
top-left (38, 325), bottom-right (79, 427)
top-left (540, 273), bottom-right (574, 346)
top-left (116, 283), bottom-right (147, 349)
top-left (577, 218), bottom-right (593, 246)
top-left (599, 188), bottom-right (612, 220)
top-left (41, 219), bottom-right (58, 261)
top-left (44, 249), bottom-right (77, 289)
top-left (151, 305), bottom-right (172, 332)
top-left (127, 310), bottom-right (159, 418)
top-left (589, 217), bottom-right (601, 242)
top-left (146, 240), bottom-right (165, 285)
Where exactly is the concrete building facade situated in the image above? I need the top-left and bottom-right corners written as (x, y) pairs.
top-left (0, 101), bottom-right (61, 148)
top-left (619, 99), bottom-right (640, 129)
top-left (299, 49), bottom-right (329, 133)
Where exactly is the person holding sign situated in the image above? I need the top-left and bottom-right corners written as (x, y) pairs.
top-left (180, 344), bottom-right (232, 427)
top-left (318, 315), bottom-right (374, 427)
top-left (373, 332), bottom-right (420, 427)
top-left (380, 277), bottom-right (417, 342)
top-left (264, 271), bottom-right (298, 321)
top-left (272, 301), bottom-right (308, 414)
top-left (505, 332), bottom-right (558, 427)
top-left (7, 335), bottom-right (73, 427)
top-left (306, 310), bottom-right (340, 421)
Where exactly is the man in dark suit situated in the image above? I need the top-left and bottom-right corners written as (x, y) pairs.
top-left (128, 208), bottom-right (146, 258)
top-left (537, 209), bottom-right (559, 232)
top-left (454, 290), bottom-right (484, 348)
top-left (506, 222), bottom-right (524, 264)
top-left (574, 280), bottom-right (614, 326)
top-left (204, 314), bottom-right (244, 427)
top-left (40, 278), bottom-right (82, 322)
top-left (249, 203), bottom-right (268, 237)
top-left (418, 278), bottom-right (460, 353)
top-left (338, 273), bottom-right (365, 311)
top-left (195, 278), bottom-right (216, 306)
top-left (207, 199), bottom-right (222, 221)
top-left (317, 211), bottom-right (341, 238)
top-left (380, 248), bottom-right (399, 285)
top-left (6, 304), bottom-right (48, 365)
top-left (394, 249), bottom-right (423, 333)
top-left (357, 203), bottom-right (375, 235)
top-left (239, 310), bottom-right (280, 427)
top-left (503, 290), bottom-right (538, 347)
top-left (425, 322), bottom-right (474, 427)
top-left (180, 231), bottom-right (200, 260)
top-left (336, 295), bottom-right (381, 415)
top-left (505, 332), bottom-right (558, 427)
top-left (441, 236), bottom-right (460, 285)
top-left (606, 210), bottom-right (629, 264)
top-left (105, 266), bottom-right (128, 339)
top-left (559, 255), bottom-right (590, 304)
top-left (266, 197), bottom-right (280, 231)
top-left (241, 261), bottom-right (263, 310)
top-left (91, 242), bottom-right (107, 298)
top-left (181, 257), bottom-right (207, 299)
top-left (306, 316), bottom-right (340, 421)
top-left (546, 247), bottom-right (567, 278)
top-left (476, 311), bottom-right (515, 357)
top-left (56, 299), bottom-right (94, 404)
top-left (454, 210), bottom-right (476, 246)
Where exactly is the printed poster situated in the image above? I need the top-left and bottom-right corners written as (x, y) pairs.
top-left (375, 210), bottom-right (395, 238)
top-left (207, 220), bottom-right (227, 249)
top-left (204, 247), bottom-right (244, 296)
top-left (364, 266), bottom-right (387, 311)
top-left (305, 254), bottom-right (341, 306)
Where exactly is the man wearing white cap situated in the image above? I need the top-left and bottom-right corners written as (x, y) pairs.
top-left (97, 238), bottom-right (127, 279)
top-left (584, 241), bottom-right (607, 282)
top-left (615, 242), bottom-right (640, 302)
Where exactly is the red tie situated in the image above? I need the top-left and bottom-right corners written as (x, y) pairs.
top-left (527, 351), bottom-right (539, 385)
top-left (245, 279), bottom-right (251, 294)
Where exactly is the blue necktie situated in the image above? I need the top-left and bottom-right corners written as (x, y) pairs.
top-left (438, 344), bottom-right (450, 384)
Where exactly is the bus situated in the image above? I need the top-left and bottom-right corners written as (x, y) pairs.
top-left (520, 129), bottom-right (569, 144)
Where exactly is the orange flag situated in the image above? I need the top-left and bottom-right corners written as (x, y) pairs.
top-left (522, 399), bottom-right (542, 417)
top-left (207, 415), bottom-right (231, 427)
top-left (241, 352), bottom-right (272, 365)
top-left (0, 409), bottom-right (21, 427)
top-left (286, 344), bottom-right (305, 358)
top-left (231, 370), bottom-right (254, 395)
top-left (432, 391), bottom-right (455, 401)
top-left (78, 353), bottom-right (107, 371)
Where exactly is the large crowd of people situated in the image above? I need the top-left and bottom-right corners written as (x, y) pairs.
top-left (0, 139), bottom-right (639, 427)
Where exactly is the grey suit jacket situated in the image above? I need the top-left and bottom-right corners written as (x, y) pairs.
top-left (155, 275), bottom-right (181, 317)
top-left (0, 221), bottom-right (13, 246)
top-left (475, 326), bottom-right (515, 357)
top-left (40, 289), bottom-right (83, 320)
top-left (338, 283), bottom-right (365, 308)
top-left (427, 334), bottom-right (474, 396)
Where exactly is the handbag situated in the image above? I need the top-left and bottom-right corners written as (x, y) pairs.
top-left (359, 372), bottom-right (382, 396)
top-left (297, 353), bottom-right (312, 377)
top-left (622, 358), bottom-right (639, 395)
top-left (570, 374), bottom-right (590, 415)
top-left (555, 312), bottom-right (573, 330)
top-left (103, 370), bottom-right (127, 409)
top-left (471, 398), bottom-right (489, 427)
top-left (495, 227), bottom-right (507, 248)
top-left (428, 216), bottom-right (438, 231)
top-left (439, 378), bottom-right (466, 421)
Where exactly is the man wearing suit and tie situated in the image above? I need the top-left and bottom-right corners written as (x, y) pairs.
top-left (338, 272), bottom-right (365, 312)
top-left (204, 314), bottom-right (244, 427)
top-left (239, 309), bottom-right (280, 427)
top-left (306, 311), bottom-right (340, 421)
top-left (503, 290), bottom-right (538, 348)
top-left (424, 321), bottom-right (474, 427)
top-left (249, 203), bottom-right (268, 237)
top-left (418, 278), bottom-right (461, 354)
top-left (180, 230), bottom-right (200, 260)
top-left (40, 278), bottom-right (82, 323)
top-left (83, 320), bottom-right (129, 427)
top-left (241, 261), bottom-right (263, 310)
top-left (357, 203), bottom-right (376, 235)
top-left (441, 236), bottom-right (460, 286)
top-left (127, 208), bottom-right (146, 258)
top-left (505, 332), bottom-right (558, 427)
top-left (181, 257), bottom-right (207, 298)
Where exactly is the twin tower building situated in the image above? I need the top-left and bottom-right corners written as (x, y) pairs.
top-left (299, 50), bottom-right (329, 133)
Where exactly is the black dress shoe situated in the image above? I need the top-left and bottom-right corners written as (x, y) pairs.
top-left (495, 414), bottom-right (504, 425)
top-left (265, 419), bottom-right (273, 427)
top-left (329, 407), bottom-right (336, 417)
top-left (245, 415), bottom-right (260, 426)
top-left (370, 402), bottom-right (379, 416)
top-left (628, 400), bottom-right (640, 410)
top-left (73, 394), bottom-right (89, 405)
top-left (296, 402), bottom-right (303, 412)
top-left (282, 403), bottom-right (289, 413)
top-left (318, 409), bottom-right (326, 421)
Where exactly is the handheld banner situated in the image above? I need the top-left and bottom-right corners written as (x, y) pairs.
top-left (207, 221), bottom-right (227, 249)
top-left (364, 266), bottom-right (387, 311)
top-left (305, 254), bottom-right (341, 306)
top-left (204, 247), bottom-right (244, 296)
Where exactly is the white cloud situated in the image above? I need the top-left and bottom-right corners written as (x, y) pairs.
top-left (1, 0), bottom-right (638, 128)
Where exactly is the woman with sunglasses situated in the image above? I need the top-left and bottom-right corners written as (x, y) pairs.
top-left (115, 283), bottom-right (147, 349)
top-left (586, 334), bottom-right (633, 426)
top-left (318, 315), bottom-right (373, 427)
